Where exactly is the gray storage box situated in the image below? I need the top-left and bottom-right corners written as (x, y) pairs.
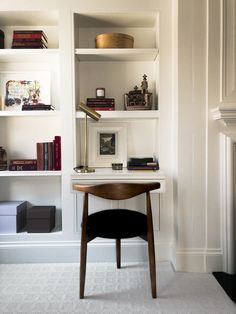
top-left (27, 206), bottom-right (56, 233)
top-left (0, 201), bottom-right (27, 234)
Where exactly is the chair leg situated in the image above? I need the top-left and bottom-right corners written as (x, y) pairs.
top-left (80, 238), bottom-right (88, 299)
top-left (147, 232), bottom-right (157, 298)
top-left (116, 239), bottom-right (121, 269)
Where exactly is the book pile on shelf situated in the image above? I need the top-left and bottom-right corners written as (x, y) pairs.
top-left (12, 30), bottom-right (48, 49)
top-left (8, 136), bottom-right (61, 171)
top-left (22, 104), bottom-right (55, 111)
top-left (9, 159), bottom-right (37, 171)
top-left (127, 157), bottom-right (159, 171)
top-left (86, 98), bottom-right (115, 111)
top-left (36, 136), bottom-right (61, 170)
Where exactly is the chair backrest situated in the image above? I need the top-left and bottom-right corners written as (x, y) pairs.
top-left (73, 182), bottom-right (160, 200)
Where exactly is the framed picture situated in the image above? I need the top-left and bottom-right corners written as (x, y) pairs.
top-left (0, 71), bottom-right (51, 110)
top-left (88, 122), bottom-right (127, 167)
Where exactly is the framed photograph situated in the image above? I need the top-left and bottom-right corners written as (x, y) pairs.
top-left (0, 71), bottom-right (51, 110)
top-left (88, 122), bottom-right (127, 167)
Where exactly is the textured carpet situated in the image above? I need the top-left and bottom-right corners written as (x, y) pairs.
top-left (0, 262), bottom-right (235, 314)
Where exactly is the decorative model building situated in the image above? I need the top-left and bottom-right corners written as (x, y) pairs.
top-left (124, 74), bottom-right (152, 110)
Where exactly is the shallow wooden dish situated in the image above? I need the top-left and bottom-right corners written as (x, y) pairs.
top-left (95, 33), bottom-right (134, 48)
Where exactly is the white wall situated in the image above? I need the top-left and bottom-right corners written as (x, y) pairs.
top-left (175, 0), bottom-right (236, 272)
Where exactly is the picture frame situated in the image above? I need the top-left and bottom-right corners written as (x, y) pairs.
top-left (88, 122), bottom-right (127, 167)
top-left (0, 71), bottom-right (51, 110)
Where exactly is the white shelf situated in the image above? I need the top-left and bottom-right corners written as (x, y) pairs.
top-left (0, 49), bottom-right (59, 63)
top-left (0, 171), bottom-right (62, 177)
top-left (76, 110), bottom-right (159, 119)
top-left (0, 110), bottom-right (59, 117)
top-left (75, 48), bottom-right (158, 62)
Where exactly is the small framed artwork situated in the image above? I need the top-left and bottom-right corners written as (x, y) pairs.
top-left (0, 71), bottom-right (51, 110)
top-left (88, 122), bottom-right (127, 167)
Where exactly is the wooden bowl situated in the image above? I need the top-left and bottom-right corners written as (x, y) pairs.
top-left (95, 33), bottom-right (134, 48)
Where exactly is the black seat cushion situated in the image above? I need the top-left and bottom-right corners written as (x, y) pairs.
top-left (87, 209), bottom-right (147, 239)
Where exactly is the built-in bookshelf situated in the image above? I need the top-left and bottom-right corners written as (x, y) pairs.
top-left (0, 10), bottom-right (62, 235)
top-left (73, 11), bottom-right (160, 169)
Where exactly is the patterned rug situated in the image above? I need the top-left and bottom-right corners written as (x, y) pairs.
top-left (0, 262), bottom-right (235, 314)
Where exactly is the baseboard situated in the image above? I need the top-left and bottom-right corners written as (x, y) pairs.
top-left (0, 239), bottom-right (173, 264)
top-left (174, 248), bottom-right (223, 272)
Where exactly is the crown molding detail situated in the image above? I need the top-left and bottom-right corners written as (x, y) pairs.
top-left (211, 104), bottom-right (236, 126)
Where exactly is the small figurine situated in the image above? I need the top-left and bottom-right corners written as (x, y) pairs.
top-left (141, 74), bottom-right (148, 94)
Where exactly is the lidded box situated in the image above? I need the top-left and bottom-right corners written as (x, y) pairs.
top-left (0, 201), bottom-right (27, 234)
top-left (95, 33), bottom-right (134, 48)
top-left (27, 205), bottom-right (56, 233)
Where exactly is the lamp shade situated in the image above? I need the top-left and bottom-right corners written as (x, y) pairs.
top-left (78, 102), bottom-right (101, 121)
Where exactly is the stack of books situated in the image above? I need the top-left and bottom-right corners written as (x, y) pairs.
top-left (127, 157), bottom-right (159, 171)
top-left (9, 159), bottom-right (37, 171)
top-left (22, 104), bottom-right (55, 111)
top-left (36, 136), bottom-right (61, 171)
top-left (86, 98), bottom-right (115, 111)
top-left (12, 30), bottom-right (48, 49)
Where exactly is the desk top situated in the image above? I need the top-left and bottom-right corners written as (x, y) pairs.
top-left (71, 168), bottom-right (166, 192)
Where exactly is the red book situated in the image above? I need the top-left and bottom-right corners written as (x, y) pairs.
top-left (87, 107), bottom-right (115, 111)
top-left (53, 136), bottom-right (61, 170)
top-left (36, 143), bottom-right (44, 170)
top-left (10, 159), bottom-right (37, 165)
top-left (13, 30), bottom-right (48, 42)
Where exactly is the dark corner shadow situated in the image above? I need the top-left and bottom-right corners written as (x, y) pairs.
top-left (213, 272), bottom-right (236, 303)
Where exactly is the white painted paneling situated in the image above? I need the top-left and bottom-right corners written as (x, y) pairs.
top-left (177, 0), bottom-right (207, 252)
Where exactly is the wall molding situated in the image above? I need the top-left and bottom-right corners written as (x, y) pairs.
top-left (174, 248), bottom-right (223, 272)
top-left (212, 104), bottom-right (236, 126)
top-left (0, 239), bottom-right (173, 264)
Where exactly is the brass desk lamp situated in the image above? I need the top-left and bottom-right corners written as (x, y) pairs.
top-left (74, 102), bottom-right (101, 173)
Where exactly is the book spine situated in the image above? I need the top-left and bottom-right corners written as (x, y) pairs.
top-left (86, 107), bottom-right (115, 111)
top-left (86, 103), bottom-right (115, 107)
top-left (12, 35), bottom-right (47, 43)
top-left (87, 98), bottom-right (115, 103)
top-left (129, 158), bottom-right (154, 163)
top-left (22, 105), bottom-right (53, 111)
top-left (36, 143), bottom-right (44, 170)
top-left (12, 46), bottom-right (45, 49)
top-left (10, 159), bottom-right (37, 165)
top-left (9, 164), bottom-right (37, 171)
top-left (54, 136), bottom-right (61, 171)
top-left (48, 142), bottom-right (54, 171)
top-left (87, 102), bottom-right (115, 105)
top-left (13, 30), bottom-right (48, 41)
top-left (12, 42), bottom-right (47, 48)
top-left (128, 162), bottom-right (158, 167)
top-left (127, 166), bottom-right (158, 170)
top-left (44, 143), bottom-right (48, 170)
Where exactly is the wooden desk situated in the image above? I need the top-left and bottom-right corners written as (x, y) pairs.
top-left (71, 168), bottom-right (166, 232)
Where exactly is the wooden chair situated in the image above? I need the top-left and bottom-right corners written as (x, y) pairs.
top-left (73, 182), bottom-right (161, 299)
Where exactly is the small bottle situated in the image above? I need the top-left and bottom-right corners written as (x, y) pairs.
top-left (0, 147), bottom-right (7, 170)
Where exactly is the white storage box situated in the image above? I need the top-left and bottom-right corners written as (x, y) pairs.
top-left (0, 201), bottom-right (27, 234)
